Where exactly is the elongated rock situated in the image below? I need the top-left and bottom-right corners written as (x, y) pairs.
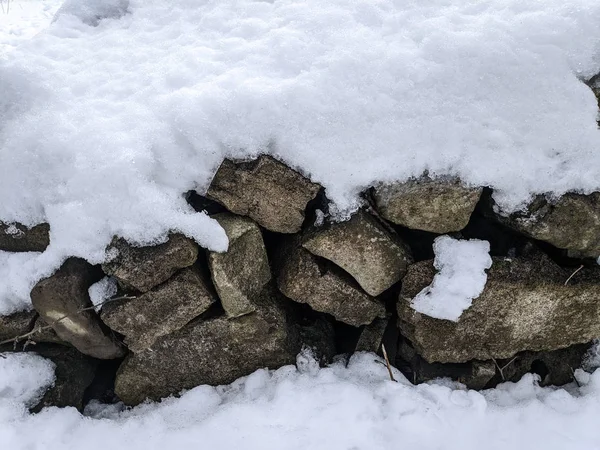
top-left (102, 267), bottom-right (216, 352)
top-left (276, 241), bottom-right (385, 327)
top-left (302, 210), bottom-right (412, 296)
top-left (0, 222), bottom-right (50, 252)
top-left (208, 214), bottom-right (271, 318)
top-left (398, 254), bottom-right (600, 363)
top-left (207, 155), bottom-right (321, 233)
top-left (31, 258), bottom-right (126, 359)
top-left (102, 234), bottom-right (198, 292)
top-left (374, 177), bottom-right (482, 233)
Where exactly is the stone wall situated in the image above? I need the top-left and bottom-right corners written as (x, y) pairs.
top-left (1, 154), bottom-right (600, 409)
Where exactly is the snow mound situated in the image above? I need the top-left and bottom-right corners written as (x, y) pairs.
top-left (53, 0), bottom-right (129, 26)
top-left (1, 352), bottom-right (600, 449)
top-left (0, 353), bottom-right (55, 410)
top-left (411, 236), bottom-right (492, 321)
top-left (1, 0), bottom-right (600, 312)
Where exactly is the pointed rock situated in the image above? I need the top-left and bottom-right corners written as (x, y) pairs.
top-left (31, 258), bottom-right (125, 359)
top-left (102, 267), bottom-right (216, 352)
top-left (207, 155), bottom-right (321, 233)
top-left (102, 234), bottom-right (198, 293)
top-left (302, 210), bottom-right (412, 296)
top-left (374, 177), bottom-right (482, 233)
top-left (208, 214), bottom-right (271, 318)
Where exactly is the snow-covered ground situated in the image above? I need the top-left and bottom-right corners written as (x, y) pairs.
top-left (1, 0), bottom-right (600, 313)
top-left (1, 351), bottom-right (600, 450)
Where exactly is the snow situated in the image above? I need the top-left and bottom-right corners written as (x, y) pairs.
top-left (411, 236), bottom-right (492, 321)
top-left (1, 351), bottom-right (600, 449)
top-left (0, 353), bottom-right (55, 409)
top-left (88, 276), bottom-right (117, 311)
top-left (1, 1), bottom-right (600, 311)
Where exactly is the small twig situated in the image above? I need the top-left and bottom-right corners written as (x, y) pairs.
top-left (490, 355), bottom-right (517, 381)
top-left (564, 265), bottom-right (584, 286)
top-left (570, 366), bottom-right (581, 388)
top-left (0, 295), bottom-right (135, 347)
top-left (381, 343), bottom-right (397, 382)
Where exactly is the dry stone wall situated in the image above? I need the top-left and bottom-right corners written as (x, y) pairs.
top-left (1, 154), bottom-right (600, 408)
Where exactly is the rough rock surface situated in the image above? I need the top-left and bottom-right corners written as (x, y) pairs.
top-left (302, 211), bottom-right (412, 296)
top-left (398, 254), bottom-right (600, 363)
top-left (102, 267), bottom-right (216, 352)
top-left (0, 311), bottom-right (37, 342)
top-left (276, 241), bottom-right (386, 327)
top-left (30, 345), bottom-right (98, 412)
top-left (102, 234), bottom-right (198, 292)
top-left (0, 222), bottom-right (50, 252)
top-left (208, 214), bottom-right (271, 318)
top-left (493, 193), bottom-right (600, 257)
top-left (207, 155), bottom-right (321, 233)
top-left (373, 177), bottom-right (482, 233)
top-left (355, 317), bottom-right (389, 353)
top-left (115, 287), bottom-right (298, 405)
top-left (32, 317), bottom-right (69, 345)
top-left (31, 258), bottom-right (125, 359)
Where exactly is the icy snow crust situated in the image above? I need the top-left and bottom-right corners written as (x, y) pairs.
top-left (411, 236), bottom-right (492, 321)
top-left (1, 0), bottom-right (600, 312)
top-left (2, 351), bottom-right (600, 450)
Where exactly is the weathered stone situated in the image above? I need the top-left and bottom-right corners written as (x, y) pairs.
top-left (0, 222), bottom-right (50, 252)
top-left (207, 155), bottom-right (321, 233)
top-left (276, 241), bottom-right (386, 327)
top-left (0, 310), bottom-right (37, 342)
top-left (374, 177), bottom-right (482, 234)
top-left (102, 233), bottom-right (198, 293)
top-left (398, 254), bottom-right (600, 363)
top-left (492, 193), bottom-right (600, 258)
top-left (31, 317), bottom-right (69, 345)
top-left (31, 258), bottom-right (125, 359)
top-left (102, 267), bottom-right (216, 352)
top-left (208, 214), bottom-right (271, 318)
top-left (355, 317), bottom-right (389, 353)
top-left (302, 211), bottom-right (412, 296)
top-left (30, 345), bottom-right (99, 412)
top-left (114, 287), bottom-right (298, 405)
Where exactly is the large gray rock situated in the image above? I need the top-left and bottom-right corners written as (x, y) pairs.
top-left (207, 155), bottom-right (321, 233)
top-left (114, 287), bottom-right (298, 405)
top-left (276, 241), bottom-right (386, 327)
top-left (0, 222), bottom-right (50, 252)
top-left (0, 311), bottom-right (37, 342)
top-left (398, 254), bottom-right (600, 363)
top-left (208, 214), bottom-right (271, 318)
top-left (31, 258), bottom-right (126, 359)
top-left (102, 267), bottom-right (216, 352)
top-left (374, 177), bottom-right (482, 233)
top-left (492, 193), bottom-right (600, 258)
top-left (302, 211), bottom-right (412, 296)
top-left (102, 234), bottom-right (198, 293)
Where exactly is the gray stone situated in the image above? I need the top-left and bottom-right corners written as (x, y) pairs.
top-left (30, 345), bottom-right (98, 412)
top-left (31, 258), bottom-right (126, 359)
top-left (208, 214), bottom-right (271, 318)
top-left (355, 317), bottom-right (389, 353)
top-left (207, 155), bottom-right (321, 233)
top-left (0, 310), bottom-right (37, 342)
top-left (0, 222), bottom-right (50, 252)
top-left (493, 193), bottom-right (600, 258)
top-left (102, 233), bottom-right (199, 293)
top-left (302, 211), bottom-right (412, 296)
top-left (114, 287), bottom-right (298, 405)
top-left (102, 267), bottom-right (216, 352)
top-left (31, 317), bottom-right (69, 346)
top-left (276, 241), bottom-right (386, 327)
top-left (398, 254), bottom-right (600, 363)
top-left (374, 177), bottom-right (482, 233)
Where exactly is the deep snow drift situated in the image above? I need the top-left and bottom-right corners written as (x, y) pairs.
top-left (1, 351), bottom-right (600, 450)
top-left (1, 0), bottom-right (600, 311)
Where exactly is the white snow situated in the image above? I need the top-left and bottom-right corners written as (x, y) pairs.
top-left (88, 276), bottom-right (117, 311)
top-left (411, 236), bottom-right (492, 321)
top-left (0, 353), bottom-right (55, 409)
top-left (1, 351), bottom-right (600, 450)
top-left (1, 0), bottom-right (600, 311)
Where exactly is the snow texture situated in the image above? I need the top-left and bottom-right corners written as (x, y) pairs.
top-left (1, 0), bottom-right (600, 312)
top-left (88, 276), bottom-right (117, 311)
top-left (0, 353), bottom-right (55, 409)
top-left (53, 0), bottom-right (128, 26)
top-left (411, 236), bottom-right (492, 321)
top-left (1, 351), bottom-right (600, 450)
